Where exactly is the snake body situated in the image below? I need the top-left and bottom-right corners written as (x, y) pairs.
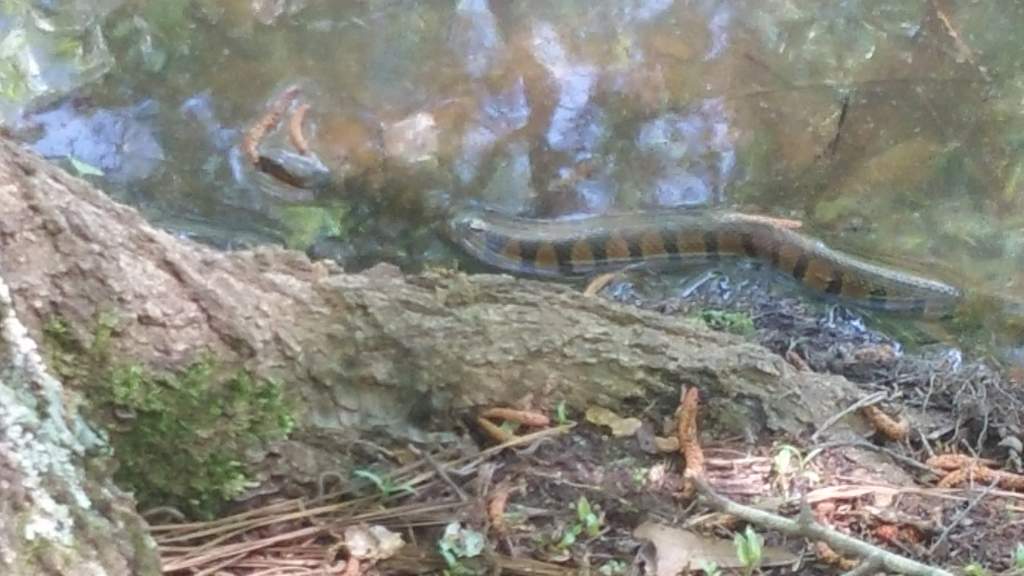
top-left (447, 208), bottom-right (963, 315)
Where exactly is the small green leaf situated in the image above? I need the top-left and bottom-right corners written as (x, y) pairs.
top-left (773, 444), bottom-right (803, 475)
top-left (553, 400), bottom-right (569, 425)
top-left (734, 525), bottom-right (763, 575)
top-left (576, 496), bottom-right (602, 537)
top-left (352, 469), bottom-right (386, 492)
top-left (963, 563), bottom-right (990, 576)
top-left (557, 524), bottom-right (581, 549)
top-left (698, 560), bottom-right (722, 576)
top-left (1014, 543), bottom-right (1024, 569)
top-left (598, 560), bottom-right (628, 575)
top-left (576, 496), bottom-right (593, 522)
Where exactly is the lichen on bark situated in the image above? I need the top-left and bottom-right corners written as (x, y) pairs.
top-left (0, 272), bottom-right (159, 575)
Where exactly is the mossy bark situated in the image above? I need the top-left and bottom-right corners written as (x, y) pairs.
top-left (0, 135), bottom-right (866, 516)
top-left (0, 269), bottom-right (160, 574)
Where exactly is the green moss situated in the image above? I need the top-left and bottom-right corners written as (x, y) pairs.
top-left (42, 316), bottom-right (294, 518)
top-left (275, 204), bottom-right (348, 250)
top-left (697, 309), bottom-right (755, 336)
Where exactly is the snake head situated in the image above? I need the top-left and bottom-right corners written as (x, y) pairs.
top-left (443, 209), bottom-right (489, 244)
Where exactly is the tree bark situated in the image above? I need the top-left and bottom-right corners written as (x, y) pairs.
top-left (0, 135), bottom-right (865, 499)
top-left (0, 266), bottom-right (159, 574)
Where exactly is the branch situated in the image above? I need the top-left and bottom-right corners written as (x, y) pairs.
top-left (690, 475), bottom-right (954, 576)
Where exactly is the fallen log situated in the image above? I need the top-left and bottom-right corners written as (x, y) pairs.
top-left (0, 135), bottom-right (865, 523)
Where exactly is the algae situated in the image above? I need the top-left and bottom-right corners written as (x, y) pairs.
top-left (697, 309), bottom-right (755, 336)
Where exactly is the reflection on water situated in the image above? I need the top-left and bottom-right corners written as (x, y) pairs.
top-left (634, 99), bottom-right (735, 206)
top-left (28, 98), bottom-right (164, 184)
top-left (2, 0), bottom-right (1024, 355)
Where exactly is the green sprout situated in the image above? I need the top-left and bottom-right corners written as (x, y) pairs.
top-left (554, 400), bottom-right (570, 425)
top-left (556, 496), bottom-right (604, 549)
top-left (698, 560), bottom-right (722, 576)
top-left (734, 525), bottom-right (764, 576)
top-left (352, 469), bottom-right (416, 497)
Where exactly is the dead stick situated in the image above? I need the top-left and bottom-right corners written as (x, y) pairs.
top-left (690, 475), bottom-right (954, 576)
top-left (407, 444), bottom-right (468, 502)
top-left (811, 391), bottom-right (887, 442)
top-left (927, 479), bottom-right (997, 555)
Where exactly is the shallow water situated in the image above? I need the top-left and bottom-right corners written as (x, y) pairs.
top-left (2, 0), bottom-right (1023, 357)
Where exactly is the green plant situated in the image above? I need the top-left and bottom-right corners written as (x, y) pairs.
top-left (772, 445), bottom-right (803, 474)
top-left (598, 559), bottom-right (628, 575)
top-left (577, 496), bottom-right (602, 537)
top-left (438, 522), bottom-right (485, 576)
top-left (556, 496), bottom-right (604, 549)
top-left (105, 359), bottom-right (294, 517)
top-left (699, 309), bottom-right (755, 335)
top-left (630, 465), bottom-right (647, 487)
top-left (554, 400), bottom-right (570, 425)
top-left (963, 562), bottom-right (990, 576)
top-left (733, 525), bottom-right (764, 576)
top-left (42, 315), bottom-right (294, 518)
top-left (698, 560), bottom-right (722, 576)
top-left (352, 469), bottom-right (416, 497)
top-left (1014, 542), bottom-right (1024, 569)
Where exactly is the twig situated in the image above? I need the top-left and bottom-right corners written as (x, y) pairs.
top-left (928, 0), bottom-right (991, 82)
top-left (288, 103), bottom-right (311, 155)
top-left (408, 444), bottom-right (468, 502)
top-left (583, 272), bottom-right (619, 297)
top-left (927, 479), bottom-right (997, 555)
top-left (812, 392), bottom-right (887, 442)
top-left (808, 439), bottom-right (934, 474)
top-left (241, 85), bottom-right (302, 165)
top-left (690, 475), bottom-right (954, 576)
top-left (194, 551), bottom-right (248, 576)
top-left (733, 212), bottom-right (803, 230)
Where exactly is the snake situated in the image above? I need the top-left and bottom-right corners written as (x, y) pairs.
top-left (446, 207), bottom-right (964, 316)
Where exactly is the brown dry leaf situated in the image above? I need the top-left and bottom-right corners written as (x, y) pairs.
top-left (653, 435), bottom-right (680, 453)
top-left (583, 272), bottom-right (619, 297)
top-left (345, 525), bottom-right (404, 561)
top-left (288, 102), bottom-right (311, 155)
top-left (677, 387), bottom-right (704, 474)
top-left (488, 481), bottom-right (513, 533)
top-left (815, 541), bottom-right (858, 570)
top-left (477, 417), bottom-right (517, 443)
top-left (733, 212), bottom-right (803, 230)
top-left (926, 454), bottom-right (998, 471)
top-left (937, 465), bottom-right (1024, 490)
top-left (634, 522), bottom-right (797, 576)
top-left (860, 404), bottom-right (909, 441)
top-left (481, 407), bottom-right (550, 427)
top-left (785, 349), bottom-right (810, 371)
top-left (242, 85), bottom-right (302, 165)
top-left (585, 406), bottom-right (643, 437)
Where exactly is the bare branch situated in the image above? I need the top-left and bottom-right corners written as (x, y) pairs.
top-left (690, 476), bottom-right (954, 576)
